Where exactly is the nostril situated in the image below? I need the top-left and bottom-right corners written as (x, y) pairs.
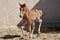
top-left (20, 15), bottom-right (21, 17)
top-left (20, 15), bottom-right (22, 18)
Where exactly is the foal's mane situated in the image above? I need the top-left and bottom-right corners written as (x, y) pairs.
top-left (24, 5), bottom-right (30, 13)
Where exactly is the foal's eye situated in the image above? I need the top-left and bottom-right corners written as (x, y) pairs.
top-left (20, 8), bottom-right (24, 11)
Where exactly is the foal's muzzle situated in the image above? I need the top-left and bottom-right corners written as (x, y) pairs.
top-left (19, 15), bottom-right (22, 18)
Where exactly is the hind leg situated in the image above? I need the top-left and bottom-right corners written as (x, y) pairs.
top-left (38, 19), bottom-right (42, 34)
top-left (36, 18), bottom-right (42, 34)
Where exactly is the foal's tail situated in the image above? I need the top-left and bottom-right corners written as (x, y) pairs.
top-left (39, 10), bottom-right (42, 16)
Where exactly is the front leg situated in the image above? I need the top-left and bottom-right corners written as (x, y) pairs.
top-left (19, 20), bottom-right (26, 36)
top-left (29, 24), bottom-right (32, 38)
top-left (21, 26), bottom-right (25, 36)
top-left (29, 23), bottom-right (35, 38)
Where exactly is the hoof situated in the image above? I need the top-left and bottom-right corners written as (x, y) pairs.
top-left (29, 34), bottom-right (32, 38)
top-left (29, 36), bottom-right (32, 38)
top-left (37, 33), bottom-right (41, 37)
top-left (24, 34), bottom-right (27, 36)
top-left (29, 36), bottom-right (35, 39)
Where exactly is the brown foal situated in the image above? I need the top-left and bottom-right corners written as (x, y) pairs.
top-left (19, 3), bottom-right (42, 38)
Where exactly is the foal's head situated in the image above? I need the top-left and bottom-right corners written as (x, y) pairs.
top-left (19, 3), bottom-right (29, 18)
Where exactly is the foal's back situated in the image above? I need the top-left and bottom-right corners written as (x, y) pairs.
top-left (28, 9), bottom-right (42, 20)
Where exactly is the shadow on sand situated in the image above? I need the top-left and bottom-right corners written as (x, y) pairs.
top-left (0, 35), bottom-right (26, 40)
top-left (0, 35), bottom-right (21, 39)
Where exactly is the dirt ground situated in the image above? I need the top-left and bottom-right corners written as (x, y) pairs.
top-left (0, 25), bottom-right (60, 40)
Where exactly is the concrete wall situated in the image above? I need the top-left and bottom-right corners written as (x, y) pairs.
top-left (0, 0), bottom-right (19, 26)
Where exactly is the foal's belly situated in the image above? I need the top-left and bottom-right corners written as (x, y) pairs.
top-left (31, 16), bottom-right (36, 20)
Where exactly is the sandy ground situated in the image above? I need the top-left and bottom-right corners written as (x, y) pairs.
top-left (0, 25), bottom-right (60, 40)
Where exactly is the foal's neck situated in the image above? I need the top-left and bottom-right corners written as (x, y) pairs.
top-left (24, 6), bottom-right (30, 13)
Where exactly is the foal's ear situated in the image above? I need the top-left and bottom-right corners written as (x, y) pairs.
top-left (19, 2), bottom-right (26, 7)
top-left (22, 3), bottom-right (26, 7)
top-left (23, 3), bottom-right (26, 7)
top-left (19, 2), bottom-right (22, 6)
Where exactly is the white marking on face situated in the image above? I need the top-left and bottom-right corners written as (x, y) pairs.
top-left (20, 8), bottom-right (24, 17)
top-left (20, 12), bottom-right (23, 17)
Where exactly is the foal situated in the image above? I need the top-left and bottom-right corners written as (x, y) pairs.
top-left (19, 3), bottom-right (42, 38)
